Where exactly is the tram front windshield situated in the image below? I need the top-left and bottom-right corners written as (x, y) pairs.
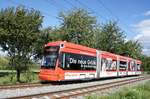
top-left (41, 46), bottom-right (59, 69)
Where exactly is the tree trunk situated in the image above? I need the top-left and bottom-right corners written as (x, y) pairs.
top-left (16, 70), bottom-right (21, 82)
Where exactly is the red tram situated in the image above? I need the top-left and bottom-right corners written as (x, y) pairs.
top-left (39, 41), bottom-right (142, 81)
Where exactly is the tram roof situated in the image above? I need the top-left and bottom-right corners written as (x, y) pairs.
top-left (46, 41), bottom-right (96, 53)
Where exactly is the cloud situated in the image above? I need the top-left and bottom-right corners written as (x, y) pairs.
top-left (133, 19), bottom-right (150, 56)
top-left (143, 48), bottom-right (150, 56)
top-left (144, 10), bottom-right (150, 16)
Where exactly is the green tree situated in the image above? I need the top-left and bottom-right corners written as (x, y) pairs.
top-left (140, 55), bottom-right (150, 73)
top-left (95, 21), bottom-right (125, 54)
top-left (59, 9), bottom-right (97, 47)
top-left (34, 27), bottom-right (53, 59)
top-left (34, 27), bottom-right (67, 59)
top-left (120, 40), bottom-right (142, 59)
top-left (0, 6), bottom-right (42, 82)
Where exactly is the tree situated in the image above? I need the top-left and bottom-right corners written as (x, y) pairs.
top-left (140, 55), bottom-right (150, 73)
top-left (120, 40), bottom-right (142, 59)
top-left (34, 27), bottom-right (67, 59)
top-left (95, 21), bottom-right (125, 54)
top-left (0, 6), bottom-right (42, 82)
top-left (58, 9), bottom-right (97, 47)
top-left (34, 27), bottom-right (53, 59)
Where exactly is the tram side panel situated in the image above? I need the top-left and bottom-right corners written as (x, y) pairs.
top-left (118, 59), bottom-right (128, 76)
top-left (60, 49), bottom-right (97, 80)
top-left (128, 60), bottom-right (136, 75)
top-left (135, 60), bottom-right (142, 75)
top-left (99, 52), bottom-right (118, 78)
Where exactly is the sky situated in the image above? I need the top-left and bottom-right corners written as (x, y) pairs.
top-left (0, 0), bottom-right (150, 56)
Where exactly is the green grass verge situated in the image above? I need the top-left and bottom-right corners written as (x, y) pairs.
top-left (86, 81), bottom-right (150, 99)
top-left (0, 71), bottom-right (39, 85)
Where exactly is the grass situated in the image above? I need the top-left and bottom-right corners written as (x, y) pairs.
top-left (0, 71), bottom-right (39, 85)
top-left (86, 81), bottom-right (150, 99)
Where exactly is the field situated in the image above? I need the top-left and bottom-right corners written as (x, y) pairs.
top-left (86, 81), bottom-right (150, 99)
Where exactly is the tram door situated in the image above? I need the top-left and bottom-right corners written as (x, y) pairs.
top-left (96, 50), bottom-right (101, 78)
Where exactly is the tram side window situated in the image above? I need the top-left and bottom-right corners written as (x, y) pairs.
top-left (101, 58), bottom-right (117, 71)
top-left (119, 61), bottom-right (127, 70)
top-left (137, 64), bottom-right (141, 71)
top-left (60, 53), bottom-right (96, 70)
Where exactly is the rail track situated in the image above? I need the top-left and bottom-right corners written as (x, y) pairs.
top-left (0, 76), bottom-right (137, 90)
top-left (7, 76), bottom-right (150, 99)
top-left (0, 82), bottom-right (45, 90)
top-left (0, 80), bottom-right (61, 90)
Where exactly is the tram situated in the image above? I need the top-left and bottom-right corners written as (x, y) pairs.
top-left (39, 41), bottom-right (142, 81)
